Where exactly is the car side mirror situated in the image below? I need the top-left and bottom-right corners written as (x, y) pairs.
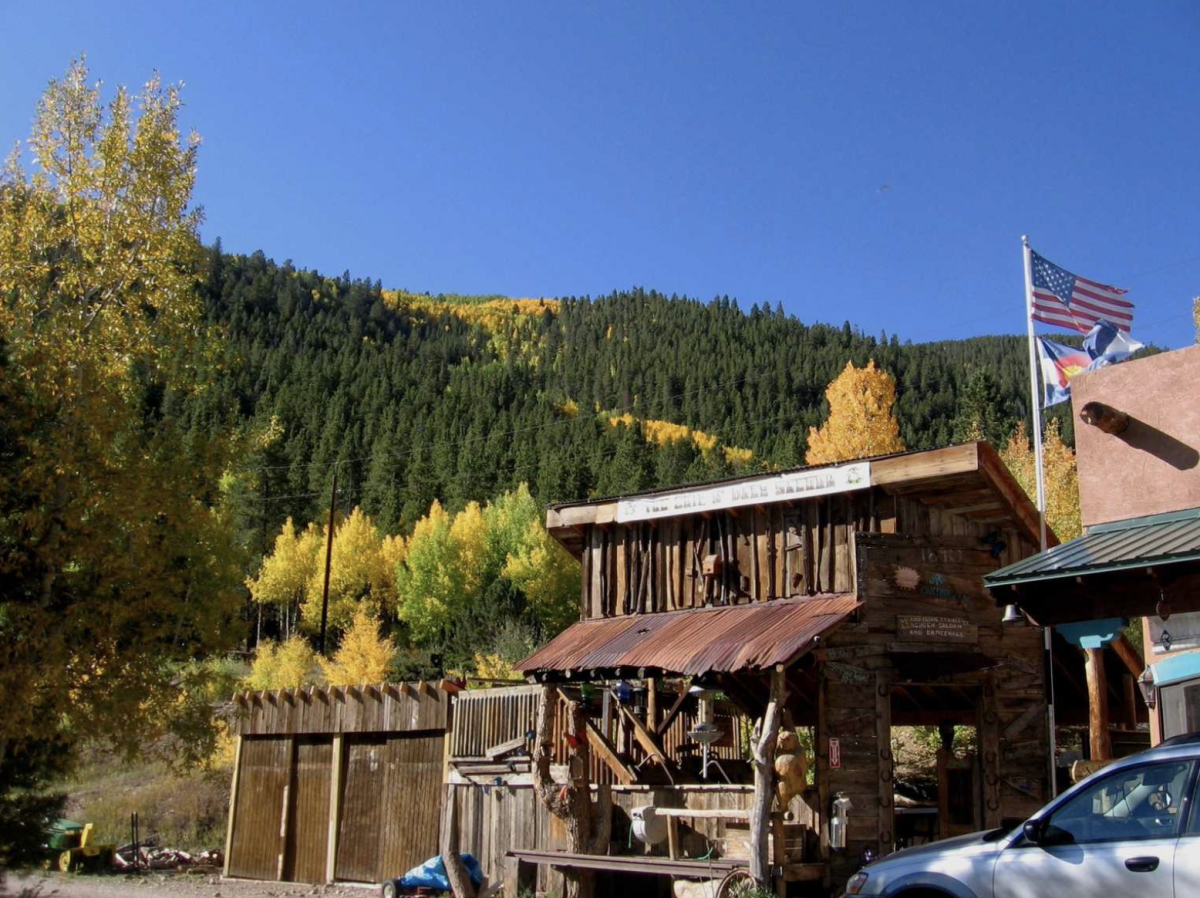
top-left (1022, 820), bottom-right (1045, 844)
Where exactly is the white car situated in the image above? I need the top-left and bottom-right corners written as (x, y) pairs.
top-left (843, 732), bottom-right (1200, 897)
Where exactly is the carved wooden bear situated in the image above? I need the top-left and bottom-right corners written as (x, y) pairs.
top-left (774, 729), bottom-right (809, 812)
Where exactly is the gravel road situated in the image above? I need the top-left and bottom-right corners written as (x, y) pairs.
top-left (3, 873), bottom-right (378, 898)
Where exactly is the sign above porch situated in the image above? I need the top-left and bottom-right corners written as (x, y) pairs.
top-left (616, 461), bottom-right (871, 523)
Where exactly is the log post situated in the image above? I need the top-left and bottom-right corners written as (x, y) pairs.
top-left (1084, 648), bottom-right (1112, 760)
top-left (440, 784), bottom-right (476, 898)
top-left (534, 687), bottom-right (609, 898)
top-left (750, 667), bottom-right (787, 888)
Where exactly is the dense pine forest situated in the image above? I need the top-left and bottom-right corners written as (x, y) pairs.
top-left (170, 245), bottom-right (1070, 567)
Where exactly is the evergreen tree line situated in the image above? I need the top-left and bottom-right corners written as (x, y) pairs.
top-left (168, 246), bottom-right (1077, 571)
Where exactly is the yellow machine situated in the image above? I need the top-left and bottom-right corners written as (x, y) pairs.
top-left (47, 820), bottom-right (115, 872)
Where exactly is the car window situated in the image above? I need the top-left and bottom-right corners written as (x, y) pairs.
top-left (1045, 761), bottom-right (1192, 844)
top-left (1190, 764), bottom-right (1200, 835)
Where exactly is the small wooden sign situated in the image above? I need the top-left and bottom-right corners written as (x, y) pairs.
top-left (829, 738), bottom-right (841, 769)
top-left (897, 615), bottom-right (978, 644)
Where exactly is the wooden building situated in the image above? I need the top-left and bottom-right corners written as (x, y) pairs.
top-left (222, 682), bottom-right (453, 885)
top-left (513, 442), bottom-right (1061, 893)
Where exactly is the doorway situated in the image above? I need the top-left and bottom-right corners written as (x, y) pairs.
top-left (889, 684), bottom-right (981, 849)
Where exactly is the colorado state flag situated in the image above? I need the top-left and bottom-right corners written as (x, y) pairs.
top-left (1036, 321), bottom-right (1143, 407)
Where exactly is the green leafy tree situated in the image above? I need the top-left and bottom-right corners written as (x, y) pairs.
top-left (0, 59), bottom-right (242, 779)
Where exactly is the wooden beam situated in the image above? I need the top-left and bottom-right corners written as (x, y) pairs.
top-left (326, 734), bottom-right (343, 883)
top-left (584, 720), bottom-right (636, 785)
top-left (656, 687), bottom-right (691, 737)
top-left (1085, 648), bottom-right (1113, 761)
top-left (222, 735), bottom-right (243, 879)
top-left (1110, 634), bottom-right (1144, 678)
top-left (646, 677), bottom-right (659, 731)
top-left (618, 704), bottom-right (673, 781)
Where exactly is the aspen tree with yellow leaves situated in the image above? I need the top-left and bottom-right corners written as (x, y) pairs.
top-left (1000, 419), bottom-right (1081, 541)
top-left (0, 60), bottom-right (242, 779)
top-left (805, 360), bottom-right (906, 465)
top-left (319, 607), bottom-right (398, 686)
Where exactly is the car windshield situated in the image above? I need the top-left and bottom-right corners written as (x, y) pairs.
top-left (1045, 761), bottom-right (1192, 844)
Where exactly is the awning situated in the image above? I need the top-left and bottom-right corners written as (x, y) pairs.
top-left (518, 595), bottom-right (860, 677)
top-left (984, 507), bottom-right (1200, 589)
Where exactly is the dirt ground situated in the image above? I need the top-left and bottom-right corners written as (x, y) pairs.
top-left (3, 873), bottom-right (377, 898)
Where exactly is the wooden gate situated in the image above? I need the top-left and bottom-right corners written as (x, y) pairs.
top-left (335, 733), bottom-right (444, 883)
top-left (283, 739), bottom-right (332, 883)
top-left (227, 737), bottom-right (290, 879)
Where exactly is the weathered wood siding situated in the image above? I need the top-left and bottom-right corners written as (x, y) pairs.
top-left (819, 534), bottom-right (1048, 887)
top-left (335, 734), bottom-right (445, 883)
top-left (450, 685), bottom-right (541, 759)
top-left (283, 739), bottom-right (332, 883)
top-left (227, 737), bottom-right (290, 880)
top-left (230, 683), bottom-right (450, 736)
top-left (575, 489), bottom-right (1030, 620)
top-left (452, 784), bottom-right (759, 896)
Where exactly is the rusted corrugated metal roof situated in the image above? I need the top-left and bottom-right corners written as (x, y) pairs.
top-left (517, 595), bottom-right (860, 675)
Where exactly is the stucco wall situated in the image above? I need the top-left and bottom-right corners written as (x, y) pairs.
top-left (1072, 344), bottom-right (1200, 528)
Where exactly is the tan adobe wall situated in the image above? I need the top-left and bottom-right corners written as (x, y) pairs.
top-left (1072, 344), bottom-right (1200, 528)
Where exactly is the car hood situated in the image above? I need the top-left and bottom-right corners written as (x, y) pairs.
top-left (870, 828), bottom-right (1010, 865)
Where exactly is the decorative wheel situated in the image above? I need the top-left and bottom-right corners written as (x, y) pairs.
top-left (716, 868), bottom-right (760, 898)
top-left (380, 881), bottom-right (398, 898)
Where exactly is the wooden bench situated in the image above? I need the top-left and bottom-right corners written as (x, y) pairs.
top-left (507, 849), bottom-right (824, 887)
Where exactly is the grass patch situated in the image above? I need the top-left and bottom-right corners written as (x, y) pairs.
top-left (58, 748), bottom-right (231, 853)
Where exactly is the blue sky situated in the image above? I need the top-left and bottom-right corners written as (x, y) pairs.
top-left (3, 2), bottom-right (1197, 348)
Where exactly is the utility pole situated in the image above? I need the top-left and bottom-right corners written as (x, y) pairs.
top-left (319, 469), bottom-right (337, 655)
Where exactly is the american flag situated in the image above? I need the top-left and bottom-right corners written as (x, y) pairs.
top-left (1030, 250), bottom-right (1133, 334)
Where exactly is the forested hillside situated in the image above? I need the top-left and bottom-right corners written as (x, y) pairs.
top-left (170, 245), bottom-right (1066, 566)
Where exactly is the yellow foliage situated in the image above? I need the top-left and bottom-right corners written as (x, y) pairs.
top-left (450, 502), bottom-right (489, 596)
top-left (557, 398), bottom-right (580, 418)
top-left (247, 636), bottom-right (318, 691)
top-left (642, 419), bottom-right (692, 445)
top-left (1000, 419), bottom-right (1081, 541)
top-left (724, 446), bottom-right (754, 467)
top-left (320, 607), bottom-right (397, 687)
top-left (380, 291), bottom-right (560, 361)
top-left (473, 652), bottom-right (522, 682)
top-left (247, 518), bottom-right (322, 606)
top-left (607, 414), bottom-right (751, 462)
top-left (300, 507), bottom-right (395, 634)
top-left (806, 360), bottom-right (906, 465)
top-left (0, 60), bottom-right (246, 753)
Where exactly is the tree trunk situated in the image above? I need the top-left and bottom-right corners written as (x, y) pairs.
top-left (534, 687), bottom-right (607, 898)
top-left (441, 785), bottom-right (477, 898)
top-left (750, 668), bottom-right (787, 887)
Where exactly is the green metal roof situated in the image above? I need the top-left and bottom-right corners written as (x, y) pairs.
top-left (984, 507), bottom-right (1200, 589)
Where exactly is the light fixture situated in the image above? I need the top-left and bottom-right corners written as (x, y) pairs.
top-left (1137, 667), bottom-right (1157, 709)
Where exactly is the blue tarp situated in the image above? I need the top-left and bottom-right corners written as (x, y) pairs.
top-left (397, 854), bottom-right (484, 891)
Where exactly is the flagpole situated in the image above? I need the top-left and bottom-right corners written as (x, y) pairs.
top-left (1022, 234), bottom-right (1057, 797)
top-left (1022, 235), bottom-right (1048, 553)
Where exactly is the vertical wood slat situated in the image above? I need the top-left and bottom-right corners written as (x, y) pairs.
top-left (227, 737), bottom-right (290, 881)
top-left (325, 735), bottom-right (343, 884)
top-left (222, 736), bottom-right (243, 878)
top-left (875, 672), bottom-right (893, 854)
top-left (283, 739), bottom-right (332, 883)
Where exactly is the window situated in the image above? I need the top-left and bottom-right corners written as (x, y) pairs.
top-left (1190, 763), bottom-right (1200, 835)
top-left (1044, 761), bottom-right (1193, 844)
